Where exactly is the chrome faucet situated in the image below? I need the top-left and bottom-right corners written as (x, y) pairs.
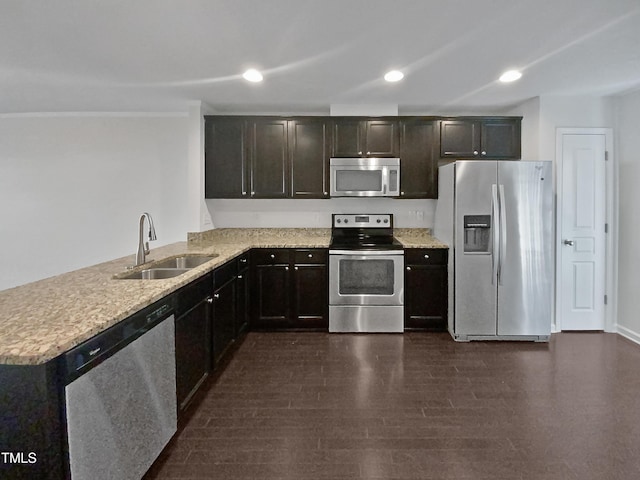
top-left (135, 212), bottom-right (157, 266)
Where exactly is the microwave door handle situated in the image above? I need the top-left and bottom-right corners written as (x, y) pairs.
top-left (382, 167), bottom-right (388, 195)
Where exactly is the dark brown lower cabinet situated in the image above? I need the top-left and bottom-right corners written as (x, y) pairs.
top-left (251, 248), bottom-right (328, 330)
top-left (174, 273), bottom-right (213, 414)
top-left (404, 249), bottom-right (448, 331)
top-left (212, 261), bottom-right (237, 366)
top-left (292, 249), bottom-right (328, 329)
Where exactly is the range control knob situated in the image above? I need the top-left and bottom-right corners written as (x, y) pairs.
top-left (383, 218), bottom-right (389, 224)
top-left (344, 219), bottom-right (349, 223)
top-left (377, 219), bottom-right (381, 223)
top-left (336, 219), bottom-right (342, 223)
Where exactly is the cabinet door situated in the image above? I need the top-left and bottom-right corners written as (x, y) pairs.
top-left (439, 120), bottom-right (480, 158)
top-left (248, 119), bottom-right (289, 198)
top-left (289, 119), bottom-right (330, 198)
top-left (405, 250), bottom-right (448, 331)
top-left (399, 120), bottom-right (437, 198)
top-left (331, 119), bottom-right (363, 157)
top-left (204, 117), bottom-right (248, 198)
top-left (252, 263), bottom-right (291, 329)
top-left (236, 268), bottom-right (250, 337)
top-left (212, 279), bottom-right (236, 366)
top-left (292, 249), bottom-right (328, 329)
top-left (365, 120), bottom-right (399, 156)
top-left (481, 120), bottom-right (521, 159)
top-left (175, 299), bottom-right (211, 412)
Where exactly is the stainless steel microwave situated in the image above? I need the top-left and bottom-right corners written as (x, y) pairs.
top-left (330, 157), bottom-right (400, 197)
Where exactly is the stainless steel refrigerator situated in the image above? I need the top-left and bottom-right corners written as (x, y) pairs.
top-left (434, 161), bottom-right (553, 341)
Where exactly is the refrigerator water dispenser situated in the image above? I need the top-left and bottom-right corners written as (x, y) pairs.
top-left (463, 215), bottom-right (491, 253)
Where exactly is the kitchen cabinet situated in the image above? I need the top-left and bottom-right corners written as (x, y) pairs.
top-left (235, 252), bottom-right (250, 337)
top-left (204, 117), bottom-right (247, 198)
top-left (212, 260), bottom-right (237, 365)
top-left (439, 117), bottom-right (521, 159)
top-left (404, 249), bottom-right (448, 331)
top-left (331, 118), bottom-right (399, 157)
top-left (175, 273), bottom-right (212, 413)
top-left (251, 249), bottom-right (291, 329)
top-left (247, 118), bottom-right (289, 198)
top-left (0, 362), bottom-right (64, 479)
top-left (251, 248), bottom-right (328, 330)
top-left (292, 249), bottom-right (328, 329)
top-left (289, 118), bottom-right (331, 198)
top-left (399, 119), bottom-right (438, 198)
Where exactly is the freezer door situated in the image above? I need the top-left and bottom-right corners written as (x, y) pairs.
top-left (497, 162), bottom-right (553, 336)
top-left (454, 161), bottom-right (498, 335)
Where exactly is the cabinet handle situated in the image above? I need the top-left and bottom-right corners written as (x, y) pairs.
top-left (270, 254), bottom-right (275, 259)
top-left (242, 191), bottom-right (247, 196)
top-left (366, 151), bottom-right (370, 154)
top-left (251, 191), bottom-right (255, 195)
top-left (358, 151), bottom-right (362, 155)
top-left (240, 258), bottom-right (247, 263)
top-left (324, 192), bottom-right (328, 195)
top-left (207, 297), bottom-right (214, 304)
top-left (473, 150), bottom-right (479, 155)
top-left (406, 266), bottom-right (411, 271)
top-left (481, 151), bottom-right (487, 156)
top-left (308, 254), bottom-right (313, 258)
top-left (213, 293), bottom-right (219, 299)
top-left (237, 275), bottom-right (243, 279)
top-left (401, 191), bottom-right (405, 196)
top-left (424, 254), bottom-right (430, 259)
top-left (285, 266), bottom-right (289, 271)
top-left (294, 266), bottom-right (298, 271)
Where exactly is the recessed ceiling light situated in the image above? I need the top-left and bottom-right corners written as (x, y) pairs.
top-left (384, 70), bottom-right (404, 82)
top-left (499, 70), bottom-right (522, 83)
top-left (242, 69), bottom-right (263, 82)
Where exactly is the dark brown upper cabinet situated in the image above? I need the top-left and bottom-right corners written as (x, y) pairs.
top-left (247, 118), bottom-right (290, 198)
top-left (289, 118), bottom-right (331, 198)
top-left (399, 119), bottom-right (437, 199)
top-left (204, 117), bottom-right (248, 198)
top-left (439, 117), bottom-right (521, 159)
top-left (331, 118), bottom-right (399, 157)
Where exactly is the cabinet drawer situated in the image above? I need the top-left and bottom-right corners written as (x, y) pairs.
top-left (405, 248), bottom-right (448, 265)
top-left (236, 252), bottom-right (250, 271)
top-left (252, 249), bottom-right (290, 265)
top-left (293, 249), bottom-right (327, 265)
top-left (214, 260), bottom-right (237, 288)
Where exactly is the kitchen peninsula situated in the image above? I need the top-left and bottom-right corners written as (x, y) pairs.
top-left (0, 227), bottom-right (446, 479)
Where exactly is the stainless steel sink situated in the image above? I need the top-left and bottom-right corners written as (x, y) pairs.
top-left (151, 254), bottom-right (218, 269)
top-left (117, 268), bottom-right (192, 280)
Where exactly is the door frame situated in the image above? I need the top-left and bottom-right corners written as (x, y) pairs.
top-left (554, 128), bottom-right (617, 333)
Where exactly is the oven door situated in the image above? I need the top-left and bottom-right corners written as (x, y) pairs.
top-left (329, 250), bottom-right (404, 306)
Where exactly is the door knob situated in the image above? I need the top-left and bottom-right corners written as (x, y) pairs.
top-left (563, 239), bottom-right (574, 246)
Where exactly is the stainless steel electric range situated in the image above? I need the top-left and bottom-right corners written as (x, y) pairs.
top-left (328, 214), bottom-right (404, 333)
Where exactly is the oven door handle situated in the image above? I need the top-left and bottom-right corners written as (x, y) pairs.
top-left (329, 249), bottom-right (405, 256)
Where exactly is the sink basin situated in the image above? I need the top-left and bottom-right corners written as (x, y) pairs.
top-left (117, 268), bottom-right (191, 280)
top-left (151, 254), bottom-right (218, 269)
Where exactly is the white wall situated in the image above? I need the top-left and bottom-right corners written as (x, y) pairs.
top-left (505, 97), bottom-right (540, 160)
top-left (0, 113), bottom-right (190, 290)
top-left (614, 89), bottom-right (640, 341)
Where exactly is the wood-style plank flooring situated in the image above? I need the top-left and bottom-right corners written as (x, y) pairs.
top-left (145, 332), bottom-right (640, 479)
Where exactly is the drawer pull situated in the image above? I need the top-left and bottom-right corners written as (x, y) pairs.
top-left (406, 266), bottom-right (411, 271)
top-left (270, 254), bottom-right (275, 259)
top-left (308, 254), bottom-right (313, 258)
top-left (424, 254), bottom-right (430, 259)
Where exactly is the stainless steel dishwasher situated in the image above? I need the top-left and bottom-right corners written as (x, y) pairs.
top-left (63, 298), bottom-right (177, 480)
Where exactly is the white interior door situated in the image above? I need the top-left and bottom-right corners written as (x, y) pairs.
top-left (558, 133), bottom-right (606, 330)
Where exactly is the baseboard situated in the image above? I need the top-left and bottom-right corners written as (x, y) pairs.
top-left (617, 324), bottom-right (640, 346)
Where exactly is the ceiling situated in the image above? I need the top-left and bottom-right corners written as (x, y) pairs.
top-left (2, 0), bottom-right (640, 114)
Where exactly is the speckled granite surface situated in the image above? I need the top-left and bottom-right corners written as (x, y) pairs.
top-left (0, 228), bottom-right (446, 365)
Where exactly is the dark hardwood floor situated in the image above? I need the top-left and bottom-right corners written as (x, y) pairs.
top-left (146, 332), bottom-right (640, 479)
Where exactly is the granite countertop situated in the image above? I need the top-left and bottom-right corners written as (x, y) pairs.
top-left (0, 228), bottom-right (447, 366)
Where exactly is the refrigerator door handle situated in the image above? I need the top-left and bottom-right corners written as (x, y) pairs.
top-left (491, 184), bottom-right (500, 285)
top-left (498, 184), bottom-right (507, 285)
